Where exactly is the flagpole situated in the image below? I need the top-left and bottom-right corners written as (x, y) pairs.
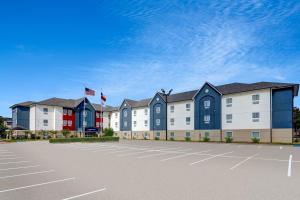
top-left (101, 88), bottom-right (103, 135)
top-left (83, 87), bottom-right (86, 138)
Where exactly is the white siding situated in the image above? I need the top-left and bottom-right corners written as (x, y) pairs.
top-left (167, 100), bottom-right (194, 130)
top-left (54, 107), bottom-right (63, 131)
top-left (110, 111), bottom-right (120, 131)
top-left (222, 89), bottom-right (271, 130)
top-left (29, 106), bottom-right (36, 131)
top-left (102, 112), bottom-right (110, 129)
top-left (132, 107), bottom-right (150, 131)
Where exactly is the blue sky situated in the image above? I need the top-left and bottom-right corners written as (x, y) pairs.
top-left (0, 0), bottom-right (300, 117)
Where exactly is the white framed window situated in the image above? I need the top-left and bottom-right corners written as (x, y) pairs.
top-left (96, 112), bottom-right (100, 118)
top-left (96, 122), bottom-right (100, 127)
top-left (68, 109), bottom-right (72, 116)
top-left (68, 120), bottom-right (72, 127)
top-left (156, 119), bottom-right (161, 126)
top-left (83, 111), bottom-right (87, 117)
top-left (133, 110), bottom-right (137, 117)
top-left (204, 115), bottom-right (210, 124)
top-left (115, 113), bottom-right (118, 118)
top-left (63, 120), bottom-right (67, 126)
top-left (63, 109), bottom-right (68, 115)
top-left (124, 121), bottom-right (127, 127)
top-left (226, 98), bottom-right (232, 107)
top-left (156, 132), bottom-right (160, 137)
top-left (186, 117), bottom-right (191, 125)
top-left (252, 112), bottom-right (260, 122)
top-left (251, 131), bottom-right (260, 139)
top-left (43, 119), bottom-right (48, 126)
top-left (170, 105), bottom-right (175, 113)
top-left (204, 100), bottom-right (210, 109)
top-left (252, 94), bottom-right (260, 104)
top-left (43, 108), bottom-right (48, 115)
top-left (115, 122), bottom-right (118, 128)
top-left (170, 132), bottom-right (175, 138)
top-left (144, 108), bottom-right (148, 115)
top-left (83, 121), bottom-right (87, 126)
top-left (156, 106), bottom-right (161, 114)
top-left (185, 132), bottom-right (191, 138)
top-left (204, 132), bottom-right (210, 138)
top-left (170, 118), bottom-right (174, 126)
top-left (144, 120), bottom-right (148, 127)
top-left (226, 114), bottom-right (232, 123)
top-left (186, 103), bottom-right (191, 111)
top-left (225, 131), bottom-right (233, 138)
top-left (133, 121), bottom-right (137, 127)
top-left (123, 110), bottom-right (128, 117)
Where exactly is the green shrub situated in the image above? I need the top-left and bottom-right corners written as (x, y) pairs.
top-left (103, 128), bottom-right (114, 136)
top-left (294, 138), bottom-right (299, 143)
top-left (185, 137), bottom-right (191, 141)
top-left (61, 129), bottom-right (71, 138)
top-left (225, 137), bottom-right (233, 143)
top-left (203, 136), bottom-right (210, 142)
top-left (155, 137), bottom-right (160, 140)
top-left (251, 137), bottom-right (260, 143)
top-left (49, 136), bottom-right (119, 143)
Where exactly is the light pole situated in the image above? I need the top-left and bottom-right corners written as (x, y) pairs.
top-left (161, 89), bottom-right (173, 140)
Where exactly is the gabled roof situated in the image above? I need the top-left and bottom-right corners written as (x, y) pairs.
top-left (10, 101), bottom-right (35, 108)
top-left (120, 98), bottom-right (152, 109)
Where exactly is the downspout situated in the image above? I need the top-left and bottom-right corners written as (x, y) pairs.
top-left (270, 88), bottom-right (272, 143)
top-left (220, 94), bottom-right (223, 142)
top-left (166, 95), bottom-right (168, 141)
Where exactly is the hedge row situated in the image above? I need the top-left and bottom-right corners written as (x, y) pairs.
top-left (49, 136), bottom-right (119, 143)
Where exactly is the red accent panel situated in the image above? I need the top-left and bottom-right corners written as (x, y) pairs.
top-left (63, 109), bottom-right (75, 131)
top-left (95, 111), bottom-right (103, 128)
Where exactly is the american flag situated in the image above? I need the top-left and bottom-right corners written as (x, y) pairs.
top-left (85, 87), bottom-right (95, 96)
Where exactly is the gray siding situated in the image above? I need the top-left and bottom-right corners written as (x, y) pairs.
top-left (75, 99), bottom-right (95, 131)
top-left (120, 101), bottom-right (132, 131)
top-left (150, 93), bottom-right (166, 131)
top-left (12, 106), bottom-right (30, 130)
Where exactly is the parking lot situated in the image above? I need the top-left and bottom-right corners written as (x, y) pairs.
top-left (0, 140), bottom-right (299, 200)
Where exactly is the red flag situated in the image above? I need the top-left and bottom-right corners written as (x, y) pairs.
top-left (101, 92), bottom-right (106, 102)
top-left (85, 88), bottom-right (95, 96)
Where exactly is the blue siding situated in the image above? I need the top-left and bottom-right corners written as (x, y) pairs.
top-left (272, 88), bottom-right (293, 128)
top-left (12, 106), bottom-right (30, 130)
top-left (150, 93), bottom-right (166, 131)
top-left (75, 99), bottom-right (95, 131)
top-left (194, 83), bottom-right (221, 130)
top-left (120, 101), bottom-right (132, 131)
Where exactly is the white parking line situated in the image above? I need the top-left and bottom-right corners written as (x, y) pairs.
top-left (0, 177), bottom-right (75, 193)
top-left (0, 170), bottom-right (55, 179)
top-left (61, 188), bottom-right (107, 200)
top-left (230, 153), bottom-right (259, 170)
top-left (280, 146), bottom-right (283, 150)
top-left (288, 154), bottom-right (292, 177)
top-left (138, 151), bottom-right (174, 159)
top-left (160, 150), bottom-right (211, 162)
top-left (190, 152), bottom-right (233, 166)
top-left (0, 165), bottom-right (41, 171)
top-left (0, 157), bottom-right (23, 161)
top-left (0, 161), bottom-right (30, 165)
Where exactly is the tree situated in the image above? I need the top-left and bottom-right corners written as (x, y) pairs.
top-left (0, 116), bottom-right (7, 138)
top-left (294, 107), bottom-right (300, 134)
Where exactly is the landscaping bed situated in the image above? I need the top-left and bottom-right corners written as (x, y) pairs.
top-left (49, 136), bottom-right (119, 143)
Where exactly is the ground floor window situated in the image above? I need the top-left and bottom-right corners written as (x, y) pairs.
top-left (204, 132), bottom-right (209, 138)
top-left (225, 131), bottom-right (233, 138)
top-left (156, 132), bottom-right (160, 137)
top-left (170, 132), bottom-right (175, 138)
top-left (251, 131), bottom-right (260, 139)
top-left (185, 132), bottom-right (191, 138)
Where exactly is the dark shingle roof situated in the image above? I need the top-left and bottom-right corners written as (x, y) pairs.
top-left (167, 90), bottom-right (198, 103)
top-left (10, 101), bottom-right (35, 108)
top-left (123, 98), bottom-right (152, 108)
top-left (35, 98), bottom-right (81, 108)
top-left (92, 104), bottom-right (118, 112)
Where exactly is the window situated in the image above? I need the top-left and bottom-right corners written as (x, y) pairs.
top-left (83, 111), bottom-right (87, 117)
top-left (156, 132), bottom-right (160, 137)
top-left (96, 122), bottom-right (100, 127)
top-left (170, 118), bottom-right (174, 126)
top-left (252, 112), bottom-right (260, 122)
top-left (156, 106), bottom-right (161, 114)
top-left (144, 120), bottom-right (148, 127)
top-left (170, 105), bottom-right (175, 113)
top-left (115, 113), bottom-right (118, 118)
top-left (68, 110), bottom-right (72, 116)
top-left (170, 132), bottom-right (175, 138)
top-left (133, 121), bottom-right (137, 127)
top-left (133, 110), bottom-right (137, 117)
top-left (186, 117), bottom-right (191, 125)
top-left (252, 94), bottom-right (260, 104)
top-left (225, 131), bottom-right (233, 138)
top-left (251, 131), bottom-right (260, 139)
top-left (226, 114), bottom-right (232, 123)
top-left (96, 112), bottom-right (100, 118)
top-left (204, 132), bottom-right (210, 138)
top-left (124, 121), bottom-right (127, 127)
top-left (115, 122), bottom-right (118, 128)
top-left (43, 119), bottom-right (48, 126)
top-left (123, 110), bottom-right (127, 117)
top-left (63, 109), bottom-right (68, 115)
top-left (204, 115), bottom-right (210, 124)
top-left (43, 108), bottom-right (48, 115)
top-left (68, 120), bottom-right (72, 127)
top-left (83, 121), bottom-right (87, 126)
top-left (186, 132), bottom-right (191, 138)
top-left (204, 100), bottom-right (210, 109)
top-left (186, 104), bottom-right (191, 111)
top-left (226, 98), bottom-right (232, 107)
top-left (63, 120), bottom-right (67, 126)
top-left (156, 119), bottom-right (160, 126)
top-left (144, 108), bottom-right (148, 115)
